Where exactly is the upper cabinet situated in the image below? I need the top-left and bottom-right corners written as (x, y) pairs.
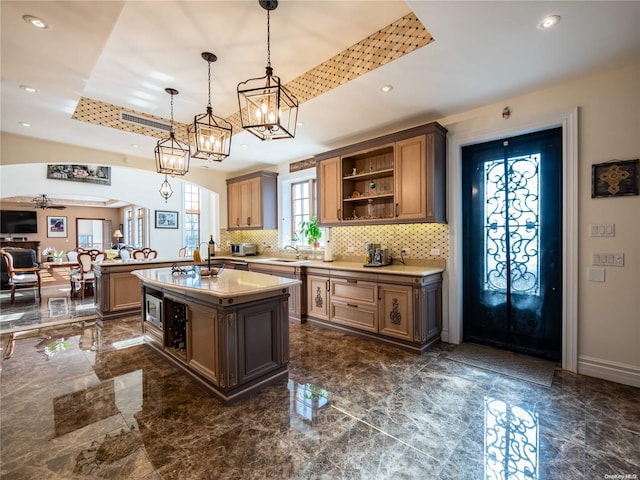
top-left (316, 122), bottom-right (447, 225)
top-left (226, 171), bottom-right (278, 230)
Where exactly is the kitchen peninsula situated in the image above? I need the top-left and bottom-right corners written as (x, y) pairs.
top-left (132, 267), bottom-right (300, 404)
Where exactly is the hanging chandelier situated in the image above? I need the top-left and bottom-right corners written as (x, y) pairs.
top-left (188, 52), bottom-right (233, 162)
top-left (237, 0), bottom-right (298, 141)
top-left (155, 88), bottom-right (190, 175)
top-left (159, 174), bottom-right (173, 202)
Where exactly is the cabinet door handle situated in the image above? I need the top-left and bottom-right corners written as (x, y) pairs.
top-left (347, 279), bottom-right (357, 284)
top-left (247, 217), bottom-right (251, 226)
top-left (378, 286), bottom-right (381, 300)
top-left (326, 280), bottom-right (330, 292)
top-left (347, 303), bottom-right (358, 308)
top-left (395, 203), bottom-right (399, 217)
top-left (337, 208), bottom-right (341, 221)
top-left (236, 217), bottom-right (240, 226)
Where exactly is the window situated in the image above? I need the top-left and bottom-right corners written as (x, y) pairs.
top-left (184, 184), bottom-right (200, 254)
top-left (136, 208), bottom-right (144, 247)
top-left (125, 210), bottom-right (132, 245)
top-left (291, 179), bottom-right (317, 243)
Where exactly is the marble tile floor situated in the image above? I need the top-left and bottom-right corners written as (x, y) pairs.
top-left (1, 316), bottom-right (638, 480)
top-left (0, 284), bottom-right (98, 334)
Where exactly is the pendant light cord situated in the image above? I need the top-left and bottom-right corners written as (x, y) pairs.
top-left (266, 9), bottom-right (271, 69)
top-left (207, 60), bottom-right (212, 109)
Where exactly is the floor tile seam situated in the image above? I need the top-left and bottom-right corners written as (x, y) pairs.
top-left (329, 403), bottom-right (441, 463)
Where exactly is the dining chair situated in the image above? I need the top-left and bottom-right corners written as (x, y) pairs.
top-left (132, 248), bottom-right (158, 260)
top-left (178, 247), bottom-right (187, 257)
top-left (69, 251), bottom-right (104, 299)
top-left (119, 249), bottom-right (131, 261)
top-left (1, 249), bottom-right (41, 304)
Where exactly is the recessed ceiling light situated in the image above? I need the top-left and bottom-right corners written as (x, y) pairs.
top-left (20, 85), bottom-right (38, 93)
top-left (538, 15), bottom-right (560, 30)
top-left (381, 85), bottom-right (394, 93)
top-left (23, 14), bottom-right (50, 30)
top-left (296, 122), bottom-right (304, 127)
top-left (131, 144), bottom-right (139, 149)
top-left (19, 122), bottom-right (31, 127)
top-left (241, 144), bottom-right (248, 148)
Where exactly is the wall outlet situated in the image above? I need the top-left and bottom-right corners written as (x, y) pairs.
top-left (430, 248), bottom-right (441, 256)
top-left (401, 248), bottom-right (410, 255)
top-left (346, 246), bottom-right (355, 253)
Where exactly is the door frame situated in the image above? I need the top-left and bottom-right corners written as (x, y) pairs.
top-left (445, 107), bottom-right (578, 372)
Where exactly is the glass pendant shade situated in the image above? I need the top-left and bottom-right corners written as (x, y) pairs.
top-left (155, 88), bottom-right (190, 175)
top-left (237, 67), bottom-right (298, 141)
top-left (159, 175), bottom-right (173, 202)
top-left (237, 0), bottom-right (298, 141)
top-left (188, 52), bottom-right (232, 161)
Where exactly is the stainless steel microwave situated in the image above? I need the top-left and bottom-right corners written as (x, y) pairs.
top-left (145, 292), bottom-right (163, 330)
top-left (230, 243), bottom-right (257, 256)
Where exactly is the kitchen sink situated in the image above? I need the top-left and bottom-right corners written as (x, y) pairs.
top-left (256, 258), bottom-right (307, 263)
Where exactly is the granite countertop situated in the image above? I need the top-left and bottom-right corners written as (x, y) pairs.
top-left (131, 267), bottom-right (301, 298)
top-left (239, 257), bottom-right (443, 276)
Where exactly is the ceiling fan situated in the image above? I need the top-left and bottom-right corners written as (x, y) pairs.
top-left (32, 194), bottom-right (67, 210)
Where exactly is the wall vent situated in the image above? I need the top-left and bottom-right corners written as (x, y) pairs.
top-left (120, 111), bottom-right (171, 132)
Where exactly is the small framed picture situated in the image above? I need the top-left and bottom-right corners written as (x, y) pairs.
top-left (47, 216), bottom-right (67, 238)
top-left (155, 210), bottom-right (178, 229)
top-left (592, 159), bottom-right (639, 198)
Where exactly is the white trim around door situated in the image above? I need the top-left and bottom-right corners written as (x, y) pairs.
top-left (445, 107), bottom-right (578, 373)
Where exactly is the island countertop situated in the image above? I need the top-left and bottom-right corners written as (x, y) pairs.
top-left (131, 267), bottom-right (301, 298)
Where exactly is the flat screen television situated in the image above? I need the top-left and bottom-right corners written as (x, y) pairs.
top-left (1, 210), bottom-right (38, 234)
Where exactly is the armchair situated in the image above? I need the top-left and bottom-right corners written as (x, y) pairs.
top-left (1, 249), bottom-right (41, 304)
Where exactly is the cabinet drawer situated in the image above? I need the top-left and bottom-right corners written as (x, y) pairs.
top-left (330, 278), bottom-right (377, 305)
top-left (331, 301), bottom-right (378, 333)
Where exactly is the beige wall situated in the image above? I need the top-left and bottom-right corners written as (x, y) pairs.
top-left (0, 201), bottom-right (122, 255)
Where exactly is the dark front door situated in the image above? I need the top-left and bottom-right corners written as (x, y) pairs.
top-left (462, 127), bottom-right (562, 361)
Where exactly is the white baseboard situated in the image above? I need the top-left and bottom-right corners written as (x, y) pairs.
top-left (440, 329), bottom-right (449, 343)
top-left (578, 355), bottom-right (640, 387)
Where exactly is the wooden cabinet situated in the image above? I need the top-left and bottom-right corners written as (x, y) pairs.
top-left (226, 170), bottom-right (277, 230)
top-left (315, 122), bottom-right (447, 225)
top-left (317, 157), bottom-right (342, 224)
top-left (187, 302), bottom-right (219, 385)
top-left (307, 274), bottom-right (330, 321)
top-left (329, 273), bottom-right (378, 333)
top-left (305, 268), bottom-right (443, 354)
top-left (378, 282), bottom-right (413, 342)
top-left (248, 263), bottom-right (305, 322)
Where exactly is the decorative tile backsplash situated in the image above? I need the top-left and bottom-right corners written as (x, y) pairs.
top-left (219, 224), bottom-right (449, 265)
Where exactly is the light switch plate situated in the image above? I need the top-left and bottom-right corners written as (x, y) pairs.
top-left (590, 223), bottom-right (615, 237)
top-left (592, 252), bottom-right (624, 266)
top-left (588, 268), bottom-right (606, 282)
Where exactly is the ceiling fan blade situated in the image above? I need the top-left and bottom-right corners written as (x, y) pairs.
top-left (49, 205), bottom-right (67, 209)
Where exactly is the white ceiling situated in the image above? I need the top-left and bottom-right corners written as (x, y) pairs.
top-left (2, 0), bottom-right (640, 185)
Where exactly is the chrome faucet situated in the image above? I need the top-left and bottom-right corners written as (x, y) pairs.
top-left (284, 245), bottom-right (301, 259)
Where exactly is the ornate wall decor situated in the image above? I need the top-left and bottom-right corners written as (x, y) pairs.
top-left (289, 158), bottom-right (316, 173)
top-left (592, 159), bottom-right (639, 198)
top-left (47, 164), bottom-right (111, 185)
top-left (389, 298), bottom-right (402, 324)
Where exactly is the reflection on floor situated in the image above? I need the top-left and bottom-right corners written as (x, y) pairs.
top-left (0, 284), bottom-right (97, 333)
top-left (1, 317), bottom-right (639, 479)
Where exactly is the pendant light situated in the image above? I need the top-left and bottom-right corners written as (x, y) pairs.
top-left (155, 88), bottom-right (190, 175)
top-left (159, 174), bottom-right (173, 202)
top-left (237, 0), bottom-right (298, 141)
top-left (188, 52), bottom-right (233, 162)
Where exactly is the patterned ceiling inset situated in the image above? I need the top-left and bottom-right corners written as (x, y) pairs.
top-left (72, 12), bottom-right (434, 140)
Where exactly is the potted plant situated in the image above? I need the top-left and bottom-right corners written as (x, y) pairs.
top-left (298, 216), bottom-right (322, 249)
top-left (43, 248), bottom-right (65, 263)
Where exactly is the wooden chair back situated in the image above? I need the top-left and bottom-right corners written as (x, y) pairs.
top-left (133, 248), bottom-right (158, 260)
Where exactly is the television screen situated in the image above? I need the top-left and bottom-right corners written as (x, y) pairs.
top-left (1, 210), bottom-right (38, 234)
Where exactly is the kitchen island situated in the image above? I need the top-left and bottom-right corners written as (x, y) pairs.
top-left (132, 267), bottom-right (301, 404)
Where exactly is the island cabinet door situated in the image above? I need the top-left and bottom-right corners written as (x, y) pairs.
top-left (378, 283), bottom-right (414, 342)
top-left (236, 298), bottom-right (284, 385)
top-left (186, 303), bottom-right (220, 386)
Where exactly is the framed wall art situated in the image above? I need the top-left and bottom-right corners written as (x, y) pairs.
top-left (47, 164), bottom-right (111, 185)
top-left (592, 159), bottom-right (639, 198)
top-left (46, 216), bottom-right (67, 238)
top-left (155, 210), bottom-right (178, 229)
